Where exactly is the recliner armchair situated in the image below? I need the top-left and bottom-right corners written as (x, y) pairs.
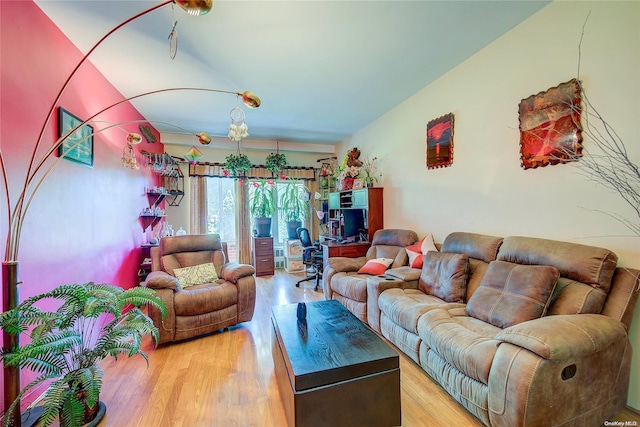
top-left (323, 229), bottom-right (418, 323)
top-left (143, 234), bottom-right (256, 344)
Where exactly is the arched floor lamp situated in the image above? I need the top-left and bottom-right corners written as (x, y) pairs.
top-left (0, 1), bottom-right (261, 425)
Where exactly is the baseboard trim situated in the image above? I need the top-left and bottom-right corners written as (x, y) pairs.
top-left (626, 405), bottom-right (640, 416)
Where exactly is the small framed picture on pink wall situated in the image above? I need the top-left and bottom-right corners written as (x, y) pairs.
top-left (57, 107), bottom-right (94, 167)
top-left (426, 113), bottom-right (454, 170)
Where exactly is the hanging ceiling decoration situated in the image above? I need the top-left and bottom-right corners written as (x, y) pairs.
top-left (228, 106), bottom-right (249, 142)
top-left (184, 145), bottom-right (204, 164)
top-left (121, 132), bottom-right (142, 169)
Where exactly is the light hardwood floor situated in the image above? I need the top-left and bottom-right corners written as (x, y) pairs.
top-left (98, 270), bottom-right (640, 426)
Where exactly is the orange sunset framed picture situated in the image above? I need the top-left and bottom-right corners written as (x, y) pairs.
top-left (426, 113), bottom-right (454, 169)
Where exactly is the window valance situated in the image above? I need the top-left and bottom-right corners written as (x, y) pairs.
top-left (189, 162), bottom-right (316, 181)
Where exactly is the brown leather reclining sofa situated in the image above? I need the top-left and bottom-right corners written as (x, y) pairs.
top-left (327, 230), bottom-right (640, 427)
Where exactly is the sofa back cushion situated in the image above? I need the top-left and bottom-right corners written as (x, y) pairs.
top-left (367, 229), bottom-right (418, 268)
top-left (441, 232), bottom-right (504, 263)
top-left (497, 236), bottom-right (617, 315)
top-left (160, 234), bottom-right (226, 277)
top-left (466, 260), bottom-right (559, 328)
top-left (441, 232), bottom-right (504, 302)
top-left (418, 252), bottom-right (469, 303)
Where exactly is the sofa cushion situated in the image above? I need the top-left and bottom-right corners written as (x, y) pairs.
top-left (466, 260), bottom-right (559, 328)
top-left (173, 262), bottom-right (219, 289)
top-left (358, 258), bottom-right (394, 275)
top-left (547, 278), bottom-right (607, 316)
top-left (379, 288), bottom-right (458, 334)
top-left (368, 229), bottom-right (418, 268)
top-left (418, 252), bottom-right (469, 303)
top-left (330, 272), bottom-right (369, 302)
top-left (406, 234), bottom-right (438, 268)
top-left (496, 236), bottom-right (617, 293)
top-left (417, 306), bottom-right (502, 385)
top-left (441, 232), bottom-right (503, 263)
top-left (174, 282), bottom-right (238, 316)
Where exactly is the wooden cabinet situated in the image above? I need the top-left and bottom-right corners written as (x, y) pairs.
top-left (327, 187), bottom-right (383, 243)
top-left (252, 236), bottom-right (274, 276)
top-left (138, 243), bottom-right (157, 283)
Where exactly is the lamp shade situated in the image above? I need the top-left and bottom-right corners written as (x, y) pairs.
top-left (241, 91), bottom-right (261, 108)
top-left (197, 132), bottom-right (212, 145)
top-left (126, 132), bottom-right (143, 144)
top-left (175, 0), bottom-right (213, 15)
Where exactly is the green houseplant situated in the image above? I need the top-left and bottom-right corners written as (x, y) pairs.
top-left (265, 152), bottom-right (288, 175)
top-left (249, 180), bottom-right (276, 237)
top-left (223, 153), bottom-right (252, 179)
top-left (0, 283), bottom-right (166, 427)
top-left (280, 179), bottom-right (310, 239)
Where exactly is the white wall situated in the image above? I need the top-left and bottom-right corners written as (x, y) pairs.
top-left (339, 1), bottom-right (640, 408)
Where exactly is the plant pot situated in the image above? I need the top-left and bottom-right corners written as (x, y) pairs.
top-left (286, 221), bottom-right (302, 239)
top-left (59, 391), bottom-right (106, 427)
top-left (255, 217), bottom-right (272, 237)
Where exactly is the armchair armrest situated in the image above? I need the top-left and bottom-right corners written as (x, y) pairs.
top-left (221, 262), bottom-right (256, 284)
top-left (144, 271), bottom-right (179, 291)
top-left (496, 314), bottom-right (627, 360)
top-left (326, 256), bottom-right (367, 273)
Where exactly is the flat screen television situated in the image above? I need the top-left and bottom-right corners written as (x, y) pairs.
top-left (342, 209), bottom-right (365, 241)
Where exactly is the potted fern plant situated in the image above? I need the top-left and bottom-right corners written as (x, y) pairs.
top-left (0, 282), bottom-right (166, 427)
top-left (249, 179), bottom-right (276, 237)
top-left (280, 179), bottom-right (310, 239)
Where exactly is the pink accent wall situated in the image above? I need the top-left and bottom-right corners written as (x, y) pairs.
top-left (1, 1), bottom-right (165, 408)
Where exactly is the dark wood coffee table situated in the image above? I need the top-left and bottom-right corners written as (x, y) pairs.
top-left (271, 300), bottom-right (401, 427)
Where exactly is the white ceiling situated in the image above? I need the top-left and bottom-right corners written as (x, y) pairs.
top-left (35, 0), bottom-right (549, 151)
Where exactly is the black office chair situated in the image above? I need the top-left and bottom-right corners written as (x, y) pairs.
top-left (295, 227), bottom-right (323, 291)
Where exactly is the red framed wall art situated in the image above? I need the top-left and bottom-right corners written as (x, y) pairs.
top-left (426, 113), bottom-right (454, 169)
top-left (518, 79), bottom-right (583, 169)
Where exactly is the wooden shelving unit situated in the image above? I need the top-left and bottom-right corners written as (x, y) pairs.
top-left (327, 187), bottom-right (383, 243)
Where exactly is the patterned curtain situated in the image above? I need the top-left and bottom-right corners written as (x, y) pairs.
top-left (189, 162), bottom-right (316, 181)
top-left (306, 179), bottom-right (321, 240)
top-left (236, 180), bottom-right (252, 264)
top-left (190, 176), bottom-right (208, 234)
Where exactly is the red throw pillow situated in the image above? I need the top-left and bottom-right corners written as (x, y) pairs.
top-left (405, 234), bottom-right (438, 268)
top-left (358, 258), bottom-right (394, 275)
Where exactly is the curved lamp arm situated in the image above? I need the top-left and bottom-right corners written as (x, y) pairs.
top-left (10, 0), bottom-right (214, 261)
top-left (8, 86), bottom-right (259, 261)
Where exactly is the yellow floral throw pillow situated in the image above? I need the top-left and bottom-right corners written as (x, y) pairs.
top-left (173, 262), bottom-right (219, 289)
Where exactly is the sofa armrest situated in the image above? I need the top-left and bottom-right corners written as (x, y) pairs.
top-left (144, 271), bottom-right (179, 291)
top-left (326, 256), bottom-right (367, 273)
top-left (496, 314), bottom-right (627, 360)
top-left (366, 276), bottom-right (418, 333)
top-left (386, 266), bottom-right (421, 282)
top-left (323, 257), bottom-right (368, 300)
top-left (221, 262), bottom-right (256, 284)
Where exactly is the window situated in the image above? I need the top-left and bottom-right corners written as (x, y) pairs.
top-left (248, 180), bottom-right (305, 247)
top-left (206, 177), bottom-right (237, 261)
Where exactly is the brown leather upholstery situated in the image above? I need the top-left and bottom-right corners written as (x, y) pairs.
top-left (323, 229), bottom-right (418, 322)
top-left (143, 234), bottom-right (256, 344)
top-left (370, 232), bottom-right (639, 427)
